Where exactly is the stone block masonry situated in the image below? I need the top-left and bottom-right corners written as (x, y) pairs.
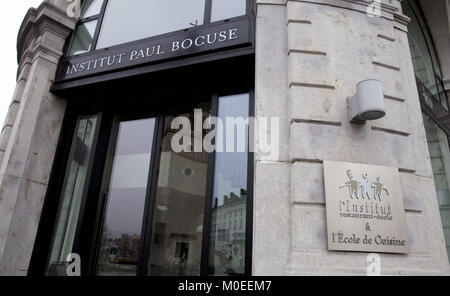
top-left (253, 0), bottom-right (450, 275)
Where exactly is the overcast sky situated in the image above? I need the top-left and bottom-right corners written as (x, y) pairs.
top-left (0, 1), bottom-right (43, 127)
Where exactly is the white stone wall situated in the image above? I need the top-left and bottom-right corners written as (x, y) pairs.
top-left (254, 0), bottom-right (450, 275)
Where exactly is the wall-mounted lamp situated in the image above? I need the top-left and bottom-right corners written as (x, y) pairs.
top-left (348, 79), bottom-right (386, 124)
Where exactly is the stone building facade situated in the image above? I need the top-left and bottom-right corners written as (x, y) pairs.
top-left (253, 0), bottom-right (450, 275)
top-left (0, 0), bottom-right (449, 276)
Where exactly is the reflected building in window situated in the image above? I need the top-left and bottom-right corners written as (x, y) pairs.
top-left (148, 107), bottom-right (211, 276)
top-left (210, 189), bottom-right (247, 275)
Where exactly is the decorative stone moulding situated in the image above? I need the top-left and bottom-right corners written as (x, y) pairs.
top-left (16, 2), bottom-right (76, 79)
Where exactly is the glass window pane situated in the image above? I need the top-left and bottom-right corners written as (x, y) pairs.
top-left (211, 0), bottom-right (246, 22)
top-left (68, 20), bottom-right (98, 56)
top-left (96, 0), bottom-right (205, 49)
top-left (81, 0), bottom-right (103, 18)
top-left (147, 103), bottom-right (211, 276)
top-left (404, 0), bottom-right (442, 78)
top-left (423, 114), bottom-right (450, 264)
top-left (209, 93), bottom-right (249, 276)
top-left (403, 2), bottom-right (447, 110)
top-left (96, 117), bottom-right (156, 276)
top-left (47, 115), bottom-right (98, 275)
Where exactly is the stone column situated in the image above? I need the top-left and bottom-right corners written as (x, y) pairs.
top-left (0, 2), bottom-right (75, 275)
top-left (0, 64), bottom-right (31, 167)
top-left (253, 0), bottom-right (291, 276)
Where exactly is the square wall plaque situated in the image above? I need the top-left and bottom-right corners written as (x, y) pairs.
top-left (324, 161), bottom-right (409, 254)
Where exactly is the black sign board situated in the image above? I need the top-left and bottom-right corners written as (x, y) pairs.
top-left (55, 18), bottom-right (252, 82)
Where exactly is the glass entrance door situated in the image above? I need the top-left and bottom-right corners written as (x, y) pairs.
top-left (39, 92), bottom-right (252, 276)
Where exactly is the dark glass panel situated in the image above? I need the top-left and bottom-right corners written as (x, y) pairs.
top-left (209, 93), bottom-right (249, 275)
top-left (423, 115), bottom-right (450, 263)
top-left (96, 118), bottom-right (156, 276)
top-left (68, 20), bottom-right (98, 56)
top-left (47, 115), bottom-right (98, 275)
top-left (211, 0), bottom-right (246, 22)
top-left (147, 103), bottom-right (211, 276)
top-left (97, 0), bottom-right (205, 49)
top-left (81, 0), bottom-right (104, 18)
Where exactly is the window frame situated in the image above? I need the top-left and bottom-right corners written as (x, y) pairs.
top-left (138, 92), bottom-right (254, 276)
top-left (421, 111), bottom-right (450, 265)
top-left (66, 0), bottom-right (254, 57)
top-left (34, 1), bottom-right (255, 276)
top-left (404, 0), bottom-right (449, 111)
top-left (66, 0), bottom-right (108, 56)
top-left (406, 0), bottom-right (450, 265)
top-left (46, 113), bottom-right (100, 273)
top-left (28, 100), bottom-right (107, 275)
top-left (404, 0), bottom-right (450, 136)
top-left (29, 90), bottom-right (255, 276)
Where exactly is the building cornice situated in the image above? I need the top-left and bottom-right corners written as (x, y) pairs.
top-left (16, 1), bottom-right (76, 78)
top-left (283, 0), bottom-right (411, 26)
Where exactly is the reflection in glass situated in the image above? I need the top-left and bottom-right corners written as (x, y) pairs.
top-left (47, 115), bottom-right (98, 275)
top-left (81, 0), bottom-right (104, 18)
top-left (96, 118), bottom-right (156, 276)
top-left (96, 0), bottom-right (205, 49)
top-left (147, 103), bottom-right (211, 276)
top-left (423, 115), bottom-right (450, 263)
top-left (209, 94), bottom-right (249, 275)
top-left (211, 0), bottom-right (246, 22)
top-left (68, 20), bottom-right (98, 56)
top-left (403, 2), bottom-right (447, 110)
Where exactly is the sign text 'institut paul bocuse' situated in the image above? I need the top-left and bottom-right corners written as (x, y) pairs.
top-left (324, 161), bottom-right (409, 254)
top-left (56, 19), bottom-right (251, 82)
